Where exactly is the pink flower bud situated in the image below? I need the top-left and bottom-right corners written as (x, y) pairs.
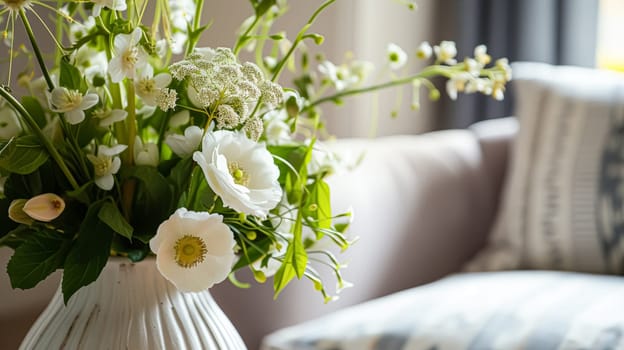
top-left (22, 193), bottom-right (66, 222)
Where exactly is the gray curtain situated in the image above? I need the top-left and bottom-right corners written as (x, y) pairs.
top-left (435, 0), bottom-right (600, 129)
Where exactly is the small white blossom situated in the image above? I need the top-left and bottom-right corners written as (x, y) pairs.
top-left (166, 125), bottom-right (203, 157)
top-left (93, 108), bottom-right (127, 127)
top-left (149, 208), bottom-right (236, 292)
top-left (434, 40), bottom-right (458, 65)
top-left (264, 109), bottom-right (291, 145)
top-left (134, 136), bottom-right (159, 167)
top-left (386, 43), bottom-right (407, 70)
top-left (474, 44), bottom-right (491, 65)
top-left (445, 72), bottom-right (472, 100)
top-left (49, 87), bottom-right (99, 125)
top-left (87, 144), bottom-right (127, 190)
top-left (108, 28), bottom-right (147, 83)
top-left (416, 41), bottom-right (433, 59)
top-left (0, 103), bottom-right (22, 139)
top-left (318, 61), bottom-right (357, 91)
top-left (464, 58), bottom-right (481, 77)
top-left (192, 130), bottom-right (282, 218)
top-left (135, 65), bottom-right (172, 106)
top-left (91, 0), bottom-right (127, 17)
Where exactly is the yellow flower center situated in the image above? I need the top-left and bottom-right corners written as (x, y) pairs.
top-left (174, 235), bottom-right (207, 268)
top-left (138, 78), bottom-right (156, 95)
top-left (3, 0), bottom-right (29, 11)
top-left (59, 90), bottom-right (83, 110)
top-left (228, 161), bottom-right (249, 186)
top-left (122, 47), bottom-right (139, 70)
top-left (90, 156), bottom-right (112, 176)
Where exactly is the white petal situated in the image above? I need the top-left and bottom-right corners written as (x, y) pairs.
top-left (100, 144), bottom-right (128, 157)
top-left (95, 174), bottom-right (114, 190)
top-left (93, 4), bottom-right (102, 17)
top-left (110, 156), bottom-right (121, 174)
top-left (80, 93), bottom-right (99, 110)
top-left (108, 57), bottom-right (124, 83)
top-left (113, 32), bottom-right (131, 54)
top-left (153, 73), bottom-right (172, 89)
top-left (65, 109), bottom-right (85, 125)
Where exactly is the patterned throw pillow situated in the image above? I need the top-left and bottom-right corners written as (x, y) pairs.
top-left (467, 62), bottom-right (624, 274)
top-left (262, 271), bottom-right (624, 350)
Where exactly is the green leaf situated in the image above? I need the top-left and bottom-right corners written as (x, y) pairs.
top-left (305, 179), bottom-right (332, 233)
top-left (249, 0), bottom-right (277, 17)
top-left (167, 157), bottom-right (194, 198)
top-left (59, 56), bottom-right (86, 91)
top-left (66, 182), bottom-right (92, 205)
top-left (62, 201), bottom-right (114, 304)
top-left (0, 136), bottom-right (49, 175)
top-left (7, 228), bottom-right (71, 289)
top-left (98, 201), bottom-right (133, 239)
top-left (0, 198), bottom-right (18, 237)
top-left (121, 166), bottom-right (174, 236)
top-left (20, 96), bottom-right (46, 129)
top-left (273, 212), bottom-right (307, 299)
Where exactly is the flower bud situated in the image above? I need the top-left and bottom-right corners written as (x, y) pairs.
top-left (22, 193), bottom-right (66, 222)
top-left (8, 199), bottom-right (34, 225)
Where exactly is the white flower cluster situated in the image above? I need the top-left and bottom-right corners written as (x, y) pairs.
top-left (170, 47), bottom-right (283, 138)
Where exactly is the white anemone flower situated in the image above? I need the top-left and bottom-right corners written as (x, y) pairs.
top-left (134, 136), bottom-right (159, 167)
top-left (91, 0), bottom-right (127, 17)
top-left (108, 28), bottom-right (147, 83)
top-left (165, 125), bottom-right (203, 158)
top-left (192, 130), bottom-right (282, 218)
top-left (87, 144), bottom-right (127, 190)
top-left (149, 208), bottom-right (236, 292)
top-left (135, 65), bottom-right (172, 106)
top-left (386, 43), bottom-right (407, 70)
top-left (49, 87), bottom-right (99, 125)
top-left (0, 104), bottom-right (22, 139)
top-left (434, 40), bottom-right (458, 65)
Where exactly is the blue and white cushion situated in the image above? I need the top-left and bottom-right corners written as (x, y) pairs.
top-left (262, 271), bottom-right (624, 350)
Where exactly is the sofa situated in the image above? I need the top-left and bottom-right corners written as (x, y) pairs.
top-left (260, 62), bottom-right (624, 349)
top-left (3, 62), bottom-right (624, 350)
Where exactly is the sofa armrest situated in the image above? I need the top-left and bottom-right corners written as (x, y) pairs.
top-left (212, 118), bottom-right (517, 349)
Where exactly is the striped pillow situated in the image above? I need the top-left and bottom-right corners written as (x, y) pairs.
top-left (467, 62), bottom-right (624, 274)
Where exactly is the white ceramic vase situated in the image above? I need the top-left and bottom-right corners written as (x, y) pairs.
top-left (19, 257), bottom-right (247, 350)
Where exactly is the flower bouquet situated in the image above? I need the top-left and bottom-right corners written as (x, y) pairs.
top-left (0, 0), bottom-right (510, 304)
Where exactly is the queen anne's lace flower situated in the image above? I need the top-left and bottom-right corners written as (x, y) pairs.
top-left (156, 88), bottom-right (177, 111)
top-left (149, 208), bottom-right (235, 292)
top-left (49, 87), bottom-right (99, 125)
top-left (87, 144), bottom-right (127, 190)
top-left (192, 130), bottom-right (282, 218)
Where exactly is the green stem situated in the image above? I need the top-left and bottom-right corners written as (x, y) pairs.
top-left (184, 0), bottom-right (204, 56)
top-left (305, 65), bottom-right (452, 111)
top-left (0, 87), bottom-right (79, 190)
top-left (124, 81), bottom-right (137, 165)
top-left (234, 15), bottom-right (261, 55)
top-left (271, 0), bottom-right (335, 82)
top-left (19, 9), bottom-right (54, 91)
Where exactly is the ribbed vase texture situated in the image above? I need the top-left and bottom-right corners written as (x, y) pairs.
top-left (19, 258), bottom-right (247, 350)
